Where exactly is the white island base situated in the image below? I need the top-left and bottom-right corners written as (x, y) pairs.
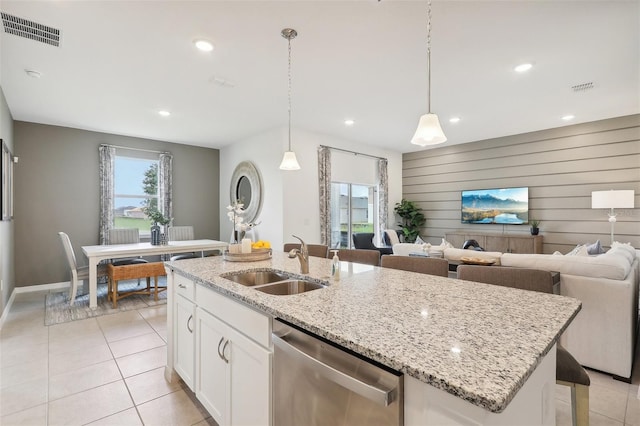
top-left (405, 346), bottom-right (556, 426)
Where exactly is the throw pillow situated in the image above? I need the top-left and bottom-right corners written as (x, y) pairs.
top-left (415, 235), bottom-right (426, 245)
top-left (586, 240), bottom-right (605, 255)
top-left (566, 244), bottom-right (589, 256)
top-left (441, 238), bottom-right (454, 248)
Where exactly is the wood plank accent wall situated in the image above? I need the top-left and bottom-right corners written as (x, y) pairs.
top-left (402, 114), bottom-right (640, 254)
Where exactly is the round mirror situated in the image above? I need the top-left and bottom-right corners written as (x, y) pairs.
top-left (236, 176), bottom-right (252, 207)
top-left (230, 161), bottom-right (263, 224)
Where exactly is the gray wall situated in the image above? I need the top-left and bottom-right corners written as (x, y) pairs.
top-left (402, 115), bottom-right (640, 253)
top-left (14, 121), bottom-right (220, 287)
top-left (0, 87), bottom-right (14, 317)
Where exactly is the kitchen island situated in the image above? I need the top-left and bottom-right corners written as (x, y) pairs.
top-left (165, 251), bottom-right (581, 425)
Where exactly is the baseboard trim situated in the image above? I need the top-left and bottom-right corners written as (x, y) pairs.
top-left (1, 282), bottom-right (70, 329)
top-left (14, 281), bottom-right (69, 293)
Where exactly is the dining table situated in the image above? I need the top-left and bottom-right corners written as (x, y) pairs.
top-left (82, 239), bottom-right (228, 308)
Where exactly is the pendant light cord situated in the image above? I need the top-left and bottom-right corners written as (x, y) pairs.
top-left (427, 0), bottom-right (432, 114)
top-left (287, 35), bottom-right (292, 151)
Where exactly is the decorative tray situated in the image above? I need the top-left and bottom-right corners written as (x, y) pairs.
top-left (223, 248), bottom-right (272, 262)
top-left (460, 256), bottom-right (496, 266)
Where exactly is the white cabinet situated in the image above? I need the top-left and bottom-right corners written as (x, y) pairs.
top-left (173, 275), bottom-right (196, 391)
top-left (169, 271), bottom-right (272, 426)
top-left (196, 307), bottom-right (271, 426)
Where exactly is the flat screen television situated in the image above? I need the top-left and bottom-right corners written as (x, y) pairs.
top-left (461, 187), bottom-right (529, 224)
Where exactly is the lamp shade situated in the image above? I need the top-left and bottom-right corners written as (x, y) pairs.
top-left (591, 190), bottom-right (635, 209)
top-left (279, 151), bottom-right (301, 170)
top-left (411, 113), bottom-right (447, 146)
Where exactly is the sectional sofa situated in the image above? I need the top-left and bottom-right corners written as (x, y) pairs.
top-left (392, 241), bottom-right (639, 379)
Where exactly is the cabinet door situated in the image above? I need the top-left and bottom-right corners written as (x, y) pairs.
top-left (174, 294), bottom-right (195, 391)
top-left (508, 237), bottom-right (534, 254)
top-left (228, 327), bottom-right (271, 426)
top-left (196, 307), bottom-right (230, 425)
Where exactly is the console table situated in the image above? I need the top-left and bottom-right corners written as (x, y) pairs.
top-left (445, 232), bottom-right (543, 254)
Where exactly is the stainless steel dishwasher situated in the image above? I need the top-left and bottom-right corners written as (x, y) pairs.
top-left (272, 319), bottom-right (403, 426)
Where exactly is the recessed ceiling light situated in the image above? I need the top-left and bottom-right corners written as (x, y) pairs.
top-left (562, 114), bottom-right (575, 121)
top-left (194, 39), bottom-right (214, 52)
top-left (514, 63), bottom-right (533, 73)
top-left (158, 110), bottom-right (171, 117)
top-left (25, 69), bottom-right (42, 78)
top-left (344, 119), bottom-right (355, 126)
top-left (449, 117), bottom-right (461, 123)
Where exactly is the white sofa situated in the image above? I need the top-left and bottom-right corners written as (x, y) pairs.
top-left (392, 241), bottom-right (639, 379)
top-left (501, 244), bottom-right (639, 379)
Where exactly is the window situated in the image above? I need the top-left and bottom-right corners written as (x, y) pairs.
top-left (114, 155), bottom-right (159, 234)
top-left (330, 182), bottom-right (378, 248)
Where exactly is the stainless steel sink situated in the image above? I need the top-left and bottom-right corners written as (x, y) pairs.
top-left (222, 270), bottom-right (327, 295)
top-left (224, 271), bottom-right (290, 287)
top-left (256, 280), bottom-right (326, 295)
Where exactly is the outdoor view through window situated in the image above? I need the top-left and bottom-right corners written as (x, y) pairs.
top-left (114, 156), bottom-right (159, 234)
top-left (331, 183), bottom-right (377, 248)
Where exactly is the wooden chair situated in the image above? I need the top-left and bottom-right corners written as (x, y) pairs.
top-left (107, 262), bottom-right (167, 308)
top-left (337, 249), bottom-right (380, 266)
top-left (457, 264), bottom-right (590, 426)
top-left (284, 243), bottom-right (329, 258)
top-left (58, 231), bottom-right (107, 305)
top-left (380, 255), bottom-right (448, 277)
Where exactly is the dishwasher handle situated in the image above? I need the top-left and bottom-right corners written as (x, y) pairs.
top-left (272, 333), bottom-right (398, 407)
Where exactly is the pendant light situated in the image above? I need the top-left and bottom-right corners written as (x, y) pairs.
top-left (279, 28), bottom-right (301, 170)
top-left (411, 0), bottom-right (447, 147)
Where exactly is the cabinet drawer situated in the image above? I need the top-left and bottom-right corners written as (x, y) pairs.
top-left (175, 274), bottom-right (195, 301)
top-left (196, 286), bottom-right (271, 348)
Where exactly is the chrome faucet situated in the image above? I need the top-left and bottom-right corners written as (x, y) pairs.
top-left (288, 234), bottom-right (309, 274)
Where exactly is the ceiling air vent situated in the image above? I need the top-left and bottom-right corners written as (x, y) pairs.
top-left (1, 12), bottom-right (60, 47)
top-left (571, 82), bottom-right (594, 92)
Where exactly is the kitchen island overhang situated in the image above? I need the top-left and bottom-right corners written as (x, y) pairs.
top-left (164, 252), bottom-right (581, 420)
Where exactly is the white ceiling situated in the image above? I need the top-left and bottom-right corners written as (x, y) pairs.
top-left (1, 0), bottom-right (638, 153)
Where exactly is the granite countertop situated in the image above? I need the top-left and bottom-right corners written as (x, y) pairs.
top-left (167, 251), bottom-right (581, 413)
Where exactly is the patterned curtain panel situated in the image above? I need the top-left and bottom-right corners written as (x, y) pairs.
top-left (318, 146), bottom-right (331, 245)
top-left (98, 145), bottom-right (116, 245)
top-left (159, 153), bottom-right (173, 225)
top-left (377, 158), bottom-right (388, 245)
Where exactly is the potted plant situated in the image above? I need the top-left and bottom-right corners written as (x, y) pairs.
top-left (529, 219), bottom-right (541, 235)
top-left (143, 207), bottom-right (171, 245)
top-left (394, 199), bottom-right (426, 243)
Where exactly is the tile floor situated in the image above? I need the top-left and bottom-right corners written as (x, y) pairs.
top-left (1, 289), bottom-right (639, 425)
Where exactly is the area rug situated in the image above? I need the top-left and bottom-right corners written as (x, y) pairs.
top-left (45, 278), bottom-right (167, 326)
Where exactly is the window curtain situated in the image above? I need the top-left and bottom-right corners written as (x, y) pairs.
top-left (377, 158), bottom-right (388, 246)
top-left (99, 145), bottom-right (116, 245)
top-left (158, 153), bottom-right (173, 224)
top-left (318, 146), bottom-right (331, 245)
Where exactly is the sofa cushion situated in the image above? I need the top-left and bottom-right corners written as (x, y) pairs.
top-left (609, 242), bottom-right (637, 263)
top-left (501, 251), bottom-right (632, 280)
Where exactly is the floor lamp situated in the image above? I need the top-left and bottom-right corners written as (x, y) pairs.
top-left (591, 190), bottom-right (635, 245)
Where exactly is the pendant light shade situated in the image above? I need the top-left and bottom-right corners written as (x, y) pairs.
top-left (411, 113), bottom-right (447, 146)
top-left (279, 28), bottom-right (301, 171)
top-left (412, 0), bottom-right (447, 147)
top-left (279, 151), bottom-right (301, 170)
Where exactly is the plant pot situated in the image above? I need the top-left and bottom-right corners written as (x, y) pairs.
top-left (530, 227), bottom-right (539, 236)
top-left (151, 223), bottom-right (161, 245)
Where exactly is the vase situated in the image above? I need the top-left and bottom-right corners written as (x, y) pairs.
top-left (151, 223), bottom-right (161, 245)
top-left (530, 227), bottom-right (539, 236)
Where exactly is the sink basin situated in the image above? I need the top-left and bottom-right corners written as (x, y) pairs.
top-left (224, 271), bottom-right (290, 287)
top-left (256, 280), bottom-right (326, 295)
top-left (223, 270), bottom-right (327, 295)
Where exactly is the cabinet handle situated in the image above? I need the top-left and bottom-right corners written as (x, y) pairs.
top-left (186, 315), bottom-right (193, 333)
top-left (221, 339), bottom-right (230, 364)
top-left (178, 283), bottom-right (187, 288)
top-left (217, 337), bottom-right (225, 360)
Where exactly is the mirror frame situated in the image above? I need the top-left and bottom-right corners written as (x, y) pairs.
top-left (230, 161), bottom-right (263, 224)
